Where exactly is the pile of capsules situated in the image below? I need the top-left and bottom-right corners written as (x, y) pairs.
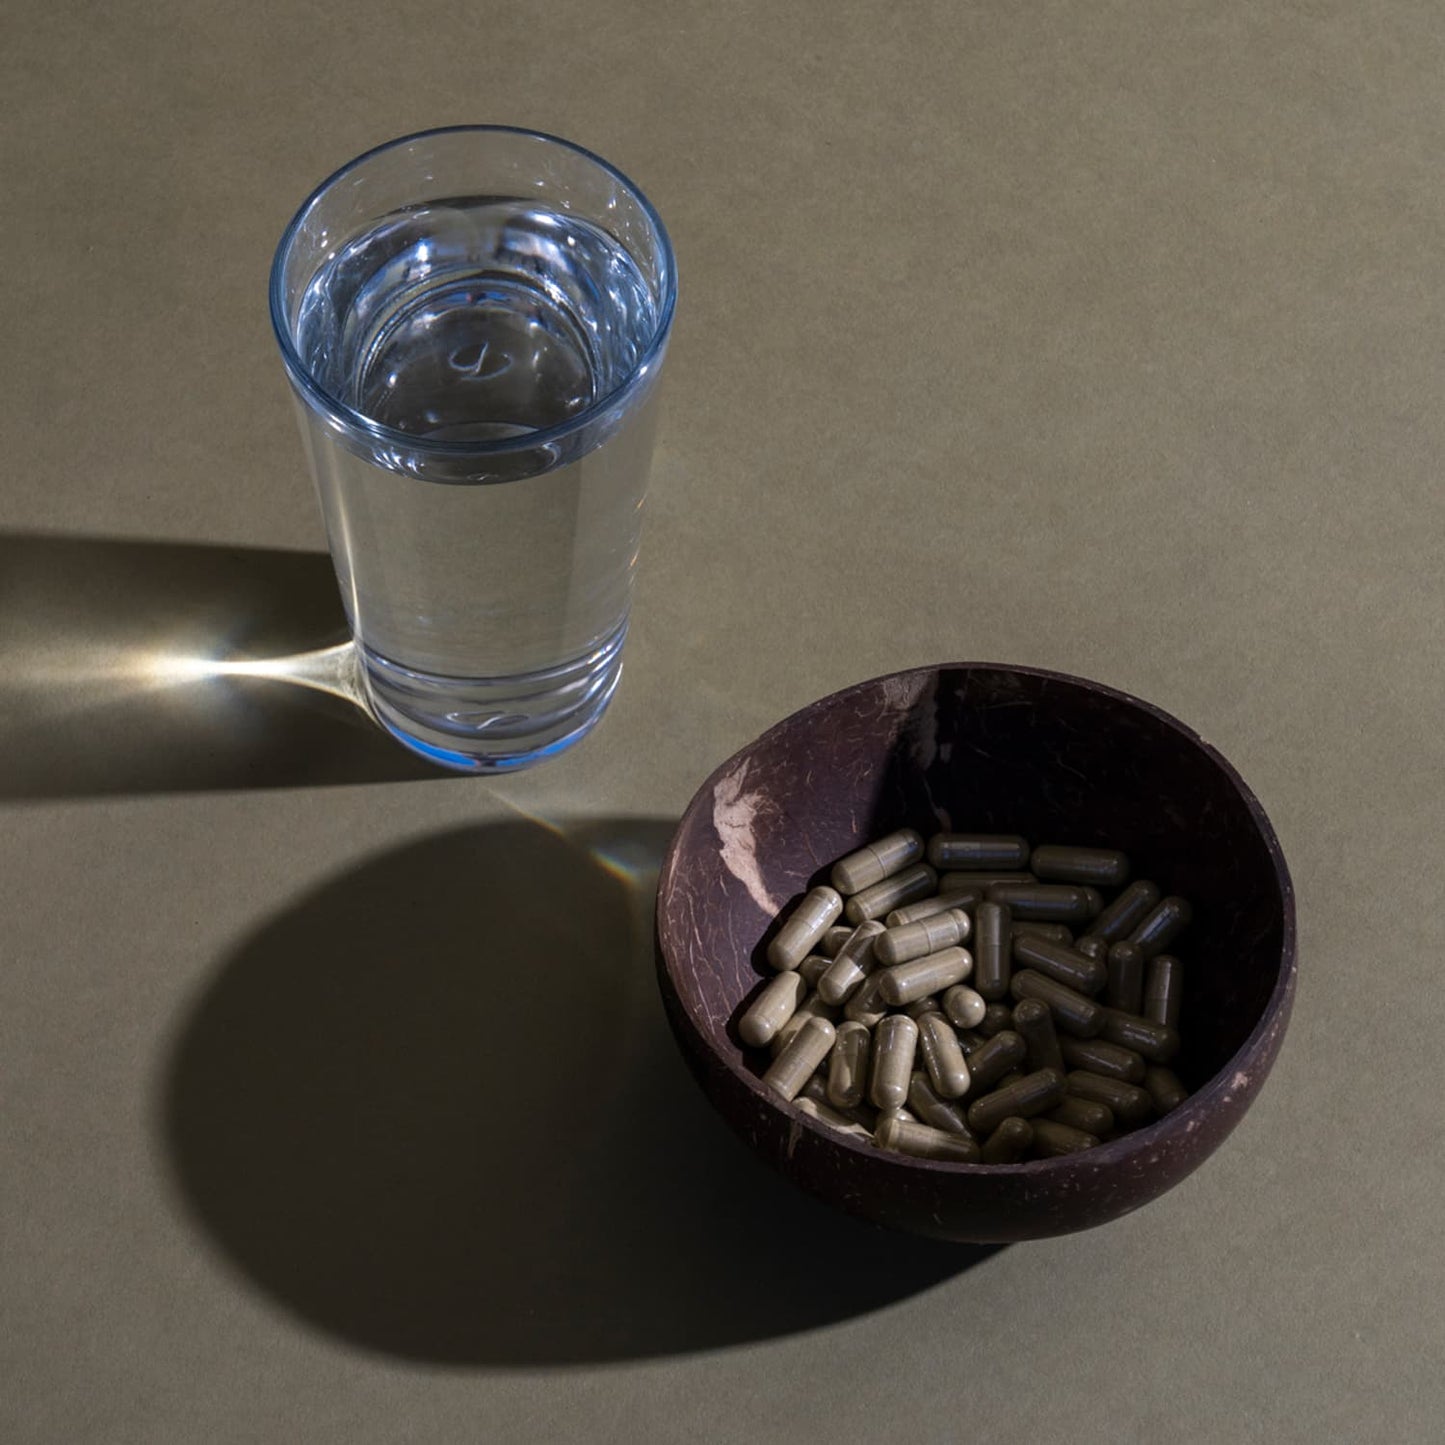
top-left (739, 830), bottom-right (1192, 1163)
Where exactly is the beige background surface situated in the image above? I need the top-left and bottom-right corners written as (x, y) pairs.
top-left (3, 2), bottom-right (1439, 1441)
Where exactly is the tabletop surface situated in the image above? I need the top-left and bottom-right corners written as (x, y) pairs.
top-left (4, 3), bottom-right (1439, 1442)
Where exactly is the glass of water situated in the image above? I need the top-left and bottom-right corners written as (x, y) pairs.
top-left (270, 127), bottom-right (676, 772)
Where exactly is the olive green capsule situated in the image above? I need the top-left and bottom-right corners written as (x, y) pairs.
top-left (762, 1016), bottom-right (837, 1101)
top-left (1058, 1034), bottom-right (1146, 1082)
top-left (794, 1096), bottom-right (872, 1142)
top-left (995, 1069), bottom-right (1026, 1089)
top-left (939, 871), bottom-right (1034, 895)
top-left (875, 908), bottom-right (971, 966)
top-left (1100, 1008), bottom-right (1179, 1063)
top-left (844, 864), bottom-right (938, 924)
top-left (907, 1071), bottom-right (977, 1138)
top-left (1009, 969), bottom-right (1105, 1038)
top-left (826, 1019), bottom-right (872, 1110)
top-left (904, 996), bottom-right (942, 1019)
top-left (869, 1014), bottom-right (919, 1110)
top-left (817, 921), bottom-right (886, 1005)
top-left (961, 1029), bottom-right (1026, 1091)
top-left (737, 969), bottom-right (809, 1048)
top-left (1013, 922), bottom-right (1074, 945)
top-left (987, 883), bottom-right (1103, 923)
top-left (980, 1116), bottom-right (1034, 1163)
top-left (842, 971), bottom-right (889, 1028)
top-left (878, 946), bottom-right (973, 1006)
top-left (1105, 940), bottom-right (1145, 1013)
top-left (1030, 1119), bottom-right (1098, 1156)
top-left (1030, 845), bottom-right (1130, 887)
top-left (966, 1068), bottom-right (1066, 1135)
top-left (1046, 1095), bottom-right (1114, 1136)
top-left (801, 1072), bottom-right (877, 1130)
top-left (942, 984), bottom-right (987, 1030)
top-left (830, 828), bottom-right (926, 896)
top-left (1010, 933), bottom-right (1107, 995)
top-left (1144, 954), bottom-right (1184, 1028)
top-left (767, 885), bottom-right (845, 970)
top-left (974, 900), bottom-right (1012, 1001)
top-left (819, 925), bottom-right (856, 958)
top-left (917, 1011), bottom-right (971, 1098)
top-left (769, 992), bottom-right (838, 1056)
top-left (1129, 896), bottom-right (1192, 957)
top-left (798, 953), bottom-right (832, 989)
top-left (977, 1002), bottom-right (1014, 1037)
top-left (926, 834), bottom-right (1031, 870)
top-left (1081, 879), bottom-right (1161, 943)
top-left (875, 1112), bottom-right (981, 1163)
top-left (1066, 1070), bottom-right (1153, 1124)
top-left (1144, 1065), bottom-right (1189, 1114)
top-left (1011, 997), bottom-right (1065, 1073)
top-left (886, 894), bottom-right (965, 928)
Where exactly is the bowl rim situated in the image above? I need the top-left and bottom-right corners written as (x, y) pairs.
top-left (656, 660), bottom-right (1298, 1174)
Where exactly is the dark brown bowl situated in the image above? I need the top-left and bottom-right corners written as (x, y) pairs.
top-left (655, 663), bottom-right (1296, 1242)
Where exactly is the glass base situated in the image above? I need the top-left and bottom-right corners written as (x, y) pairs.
top-left (358, 624), bottom-right (627, 774)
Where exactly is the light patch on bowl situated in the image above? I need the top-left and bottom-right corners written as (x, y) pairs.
top-left (713, 761), bottom-right (783, 917)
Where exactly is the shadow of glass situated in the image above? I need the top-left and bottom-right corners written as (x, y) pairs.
top-left (0, 532), bottom-right (442, 799)
top-left (160, 816), bottom-right (997, 1365)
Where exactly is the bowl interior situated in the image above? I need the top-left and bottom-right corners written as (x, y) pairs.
top-left (663, 664), bottom-right (1291, 1111)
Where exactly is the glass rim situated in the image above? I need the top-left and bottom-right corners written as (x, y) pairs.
top-left (268, 124), bottom-right (677, 458)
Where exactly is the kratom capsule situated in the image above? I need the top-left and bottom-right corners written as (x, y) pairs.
top-left (1014, 922), bottom-right (1074, 945)
top-left (844, 863), bottom-right (938, 924)
top-left (1011, 997), bottom-right (1065, 1073)
top-left (886, 894), bottom-right (968, 928)
top-left (960, 1029), bottom-right (1026, 1091)
top-left (870, 1014), bottom-right (919, 1110)
top-left (926, 833), bottom-right (1031, 870)
top-left (799, 954), bottom-right (832, 989)
top-left (987, 883), bottom-right (1102, 923)
top-left (954, 1029), bottom-right (988, 1055)
top-left (1010, 969), bottom-right (1105, 1037)
top-left (966, 1068), bottom-right (1066, 1135)
top-left (977, 1002), bottom-right (1014, 1036)
top-left (737, 970), bottom-right (809, 1048)
top-left (940, 871), bottom-right (1035, 895)
top-left (770, 991), bottom-right (838, 1056)
top-left (817, 920), bottom-right (885, 1005)
top-left (875, 908), bottom-right (971, 966)
top-left (819, 925), bottom-right (856, 957)
top-left (974, 900), bottom-right (1012, 1001)
top-left (942, 984), bottom-right (987, 1030)
top-left (1066, 1069), bottom-right (1153, 1124)
top-left (831, 829), bottom-right (926, 895)
top-left (1105, 940), bottom-right (1145, 1013)
top-left (1047, 1095), bottom-right (1114, 1136)
top-left (1074, 935), bottom-right (1107, 965)
top-left (917, 1011), bottom-right (971, 1098)
top-left (1081, 879), bottom-right (1161, 943)
top-left (801, 1072), bottom-right (876, 1129)
top-left (905, 997), bottom-right (944, 1020)
top-left (980, 1116), bottom-right (1034, 1163)
top-left (907, 1070), bottom-right (977, 1138)
top-left (767, 885), bottom-right (844, 970)
top-left (1129, 896), bottom-right (1192, 956)
top-left (1144, 1066), bottom-right (1189, 1114)
top-left (1100, 1008), bottom-right (1179, 1063)
top-left (794, 1095), bottom-right (872, 1141)
top-left (878, 946), bottom-right (973, 1005)
top-left (1030, 1119), bottom-right (1098, 1155)
top-left (762, 1016), bottom-right (836, 1100)
top-left (875, 1111), bottom-right (981, 1163)
top-left (1058, 1035), bottom-right (1146, 1083)
top-left (842, 971), bottom-right (889, 1028)
top-left (995, 1069), bottom-right (1026, 1089)
top-left (1030, 845), bottom-right (1130, 887)
top-left (1143, 954), bottom-right (1184, 1028)
top-left (826, 1020), bottom-right (872, 1110)
top-left (1011, 933), bottom-right (1107, 994)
